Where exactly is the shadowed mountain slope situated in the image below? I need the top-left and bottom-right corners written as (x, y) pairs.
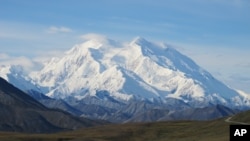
top-left (0, 77), bottom-right (106, 133)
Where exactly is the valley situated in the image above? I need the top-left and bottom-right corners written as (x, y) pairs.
top-left (0, 115), bottom-right (247, 141)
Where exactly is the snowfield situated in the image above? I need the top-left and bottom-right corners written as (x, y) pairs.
top-left (1, 36), bottom-right (250, 109)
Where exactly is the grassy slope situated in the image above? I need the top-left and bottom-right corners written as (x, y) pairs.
top-left (1, 110), bottom-right (249, 141)
top-left (231, 110), bottom-right (250, 123)
top-left (0, 118), bottom-right (230, 141)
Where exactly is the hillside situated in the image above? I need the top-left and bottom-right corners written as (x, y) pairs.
top-left (0, 111), bottom-right (250, 141)
top-left (0, 118), bottom-right (230, 141)
top-left (0, 77), bottom-right (105, 133)
top-left (230, 110), bottom-right (250, 124)
top-left (0, 109), bottom-right (249, 140)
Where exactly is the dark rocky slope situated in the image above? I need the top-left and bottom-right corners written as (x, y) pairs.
top-left (0, 77), bottom-right (106, 133)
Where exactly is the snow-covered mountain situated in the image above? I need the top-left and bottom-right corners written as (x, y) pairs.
top-left (23, 36), bottom-right (249, 109)
top-left (0, 65), bottom-right (41, 93)
top-left (1, 36), bottom-right (250, 122)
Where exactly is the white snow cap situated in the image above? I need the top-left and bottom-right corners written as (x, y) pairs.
top-left (2, 34), bottom-right (249, 108)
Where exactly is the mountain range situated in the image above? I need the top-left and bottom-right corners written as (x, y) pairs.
top-left (0, 77), bottom-right (105, 133)
top-left (1, 36), bottom-right (250, 122)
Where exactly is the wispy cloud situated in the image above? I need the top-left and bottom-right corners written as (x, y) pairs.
top-left (46, 26), bottom-right (73, 34)
top-left (80, 33), bottom-right (107, 42)
top-left (0, 53), bottom-right (9, 60)
top-left (226, 74), bottom-right (250, 94)
top-left (0, 53), bottom-right (36, 72)
top-left (33, 50), bottom-right (65, 63)
top-left (0, 22), bottom-right (78, 58)
top-left (172, 41), bottom-right (250, 93)
top-left (230, 75), bottom-right (250, 82)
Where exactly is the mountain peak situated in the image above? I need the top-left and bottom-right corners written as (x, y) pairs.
top-left (81, 33), bottom-right (108, 43)
top-left (5, 36), bottom-right (249, 110)
top-left (130, 37), bottom-right (149, 46)
top-left (0, 65), bottom-right (24, 80)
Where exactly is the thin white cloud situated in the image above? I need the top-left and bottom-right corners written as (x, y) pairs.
top-left (80, 33), bottom-right (108, 42)
top-left (33, 50), bottom-right (65, 63)
top-left (0, 54), bottom-right (36, 72)
top-left (46, 26), bottom-right (73, 34)
top-left (0, 53), bottom-right (9, 60)
top-left (170, 41), bottom-right (250, 93)
top-left (236, 89), bottom-right (250, 98)
top-left (230, 75), bottom-right (250, 82)
top-left (226, 74), bottom-right (250, 94)
top-left (0, 21), bottom-right (79, 59)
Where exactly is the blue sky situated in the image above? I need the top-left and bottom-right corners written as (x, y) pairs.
top-left (0, 0), bottom-right (250, 93)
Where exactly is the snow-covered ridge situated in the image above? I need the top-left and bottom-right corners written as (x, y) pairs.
top-left (0, 65), bottom-right (41, 93)
top-left (1, 36), bottom-right (250, 109)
